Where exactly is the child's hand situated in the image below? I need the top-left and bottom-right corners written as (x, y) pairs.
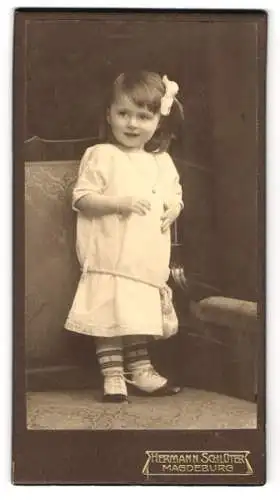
top-left (118, 196), bottom-right (151, 216)
top-left (161, 203), bottom-right (182, 232)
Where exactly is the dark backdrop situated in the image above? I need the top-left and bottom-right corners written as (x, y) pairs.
top-left (25, 17), bottom-right (259, 301)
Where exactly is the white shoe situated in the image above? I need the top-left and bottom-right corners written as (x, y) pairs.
top-left (103, 373), bottom-right (128, 402)
top-left (126, 365), bottom-right (181, 396)
top-left (128, 365), bottom-right (167, 393)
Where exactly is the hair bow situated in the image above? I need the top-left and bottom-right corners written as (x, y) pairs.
top-left (160, 75), bottom-right (179, 116)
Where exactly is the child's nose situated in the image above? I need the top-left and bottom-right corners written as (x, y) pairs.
top-left (127, 115), bottom-right (138, 128)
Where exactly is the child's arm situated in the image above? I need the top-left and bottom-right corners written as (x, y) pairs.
top-left (160, 153), bottom-right (184, 233)
top-left (75, 194), bottom-right (119, 216)
top-left (161, 201), bottom-right (183, 233)
top-left (73, 145), bottom-right (151, 218)
top-left (75, 193), bottom-right (151, 217)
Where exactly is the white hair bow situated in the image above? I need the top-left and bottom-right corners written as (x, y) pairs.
top-left (160, 75), bottom-right (179, 116)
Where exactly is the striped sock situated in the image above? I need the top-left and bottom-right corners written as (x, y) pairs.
top-left (95, 338), bottom-right (124, 376)
top-left (124, 341), bottom-right (151, 373)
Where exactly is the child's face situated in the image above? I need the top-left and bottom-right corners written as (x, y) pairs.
top-left (107, 93), bottom-right (160, 151)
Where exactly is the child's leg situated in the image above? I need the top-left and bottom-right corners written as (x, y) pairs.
top-left (95, 337), bottom-right (127, 402)
top-left (123, 336), bottom-right (180, 396)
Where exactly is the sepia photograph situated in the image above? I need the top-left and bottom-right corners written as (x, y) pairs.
top-left (13, 8), bottom-right (266, 484)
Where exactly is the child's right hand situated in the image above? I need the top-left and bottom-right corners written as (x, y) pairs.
top-left (117, 196), bottom-right (151, 216)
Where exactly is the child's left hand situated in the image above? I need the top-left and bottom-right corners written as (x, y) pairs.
top-left (160, 203), bottom-right (182, 233)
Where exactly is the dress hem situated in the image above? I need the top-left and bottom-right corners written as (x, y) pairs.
top-left (64, 318), bottom-right (164, 338)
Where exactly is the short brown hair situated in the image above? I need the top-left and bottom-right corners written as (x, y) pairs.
top-left (98, 70), bottom-right (184, 153)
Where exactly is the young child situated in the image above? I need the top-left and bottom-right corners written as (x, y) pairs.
top-left (65, 71), bottom-right (184, 402)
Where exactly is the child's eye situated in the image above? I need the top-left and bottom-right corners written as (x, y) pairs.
top-left (118, 110), bottom-right (128, 117)
top-left (138, 114), bottom-right (151, 121)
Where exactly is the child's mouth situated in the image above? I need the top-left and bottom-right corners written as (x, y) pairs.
top-left (124, 132), bottom-right (140, 138)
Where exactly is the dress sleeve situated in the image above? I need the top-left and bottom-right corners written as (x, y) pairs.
top-left (162, 152), bottom-right (184, 209)
top-left (72, 145), bottom-right (110, 211)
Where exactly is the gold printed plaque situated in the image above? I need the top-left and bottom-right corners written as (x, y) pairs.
top-left (142, 451), bottom-right (253, 477)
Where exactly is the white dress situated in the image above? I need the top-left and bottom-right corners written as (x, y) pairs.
top-left (64, 143), bottom-right (183, 338)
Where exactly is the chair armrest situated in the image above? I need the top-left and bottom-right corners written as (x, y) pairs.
top-left (190, 296), bottom-right (259, 333)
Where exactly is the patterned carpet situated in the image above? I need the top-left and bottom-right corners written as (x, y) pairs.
top-left (26, 387), bottom-right (257, 430)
